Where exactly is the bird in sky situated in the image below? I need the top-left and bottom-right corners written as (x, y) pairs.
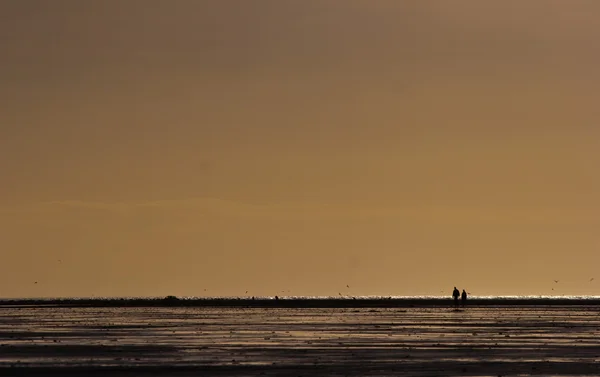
top-left (590, 278), bottom-right (594, 282)
top-left (554, 280), bottom-right (559, 283)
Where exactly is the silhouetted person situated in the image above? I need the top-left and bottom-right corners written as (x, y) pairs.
top-left (461, 289), bottom-right (467, 307)
top-left (452, 287), bottom-right (460, 307)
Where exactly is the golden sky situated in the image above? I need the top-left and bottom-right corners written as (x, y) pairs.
top-left (1, 1), bottom-right (599, 298)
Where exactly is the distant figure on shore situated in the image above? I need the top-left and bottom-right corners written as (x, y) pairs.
top-left (452, 287), bottom-right (460, 307)
top-left (461, 289), bottom-right (467, 307)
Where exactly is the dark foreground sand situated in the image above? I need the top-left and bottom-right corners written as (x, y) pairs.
top-left (1, 304), bottom-right (600, 376)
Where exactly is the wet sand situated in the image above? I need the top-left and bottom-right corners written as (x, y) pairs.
top-left (1, 304), bottom-right (600, 376)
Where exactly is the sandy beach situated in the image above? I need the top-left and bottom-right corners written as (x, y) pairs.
top-left (1, 302), bottom-right (600, 376)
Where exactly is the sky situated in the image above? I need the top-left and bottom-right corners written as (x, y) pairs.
top-left (1, 1), bottom-right (599, 298)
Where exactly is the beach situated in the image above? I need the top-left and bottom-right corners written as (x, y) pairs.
top-left (1, 300), bottom-right (600, 376)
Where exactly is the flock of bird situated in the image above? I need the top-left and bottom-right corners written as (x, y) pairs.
top-left (30, 276), bottom-right (597, 296)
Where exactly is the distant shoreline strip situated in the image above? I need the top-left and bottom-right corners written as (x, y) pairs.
top-left (2, 297), bottom-right (600, 308)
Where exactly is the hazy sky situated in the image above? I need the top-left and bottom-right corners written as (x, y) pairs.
top-left (1, 1), bottom-right (599, 298)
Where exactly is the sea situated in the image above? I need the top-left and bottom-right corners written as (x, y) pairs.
top-left (2, 296), bottom-right (600, 376)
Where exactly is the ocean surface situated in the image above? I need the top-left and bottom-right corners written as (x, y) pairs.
top-left (2, 297), bottom-right (600, 376)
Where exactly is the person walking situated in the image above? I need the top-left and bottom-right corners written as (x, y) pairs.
top-left (452, 287), bottom-right (460, 308)
top-left (461, 289), bottom-right (467, 307)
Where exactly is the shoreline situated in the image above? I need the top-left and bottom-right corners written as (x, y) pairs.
top-left (2, 296), bottom-right (600, 308)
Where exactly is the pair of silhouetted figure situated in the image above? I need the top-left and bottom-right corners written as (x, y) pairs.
top-left (452, 287), bottom-right (467, 307)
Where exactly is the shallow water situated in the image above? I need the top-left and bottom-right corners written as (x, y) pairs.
top-left (1, 305), bottom-right (600, 376)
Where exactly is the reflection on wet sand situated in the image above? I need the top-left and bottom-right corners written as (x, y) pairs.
top-left (1, 305), bottom-right (600, 376)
